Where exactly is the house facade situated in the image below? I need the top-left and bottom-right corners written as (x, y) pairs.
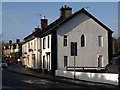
top-left (22, 5), bottom-right (113, 75)
top-left (21, 27), bottom-right (42, 70)
top-left (41, 34), bottom-right (52, 73)
top-left (39, 5), bottom-right (112, 74)
top-left (3, 39), bottom-right (22, 60)
top-left (57, 11), bottom-right (110, 70)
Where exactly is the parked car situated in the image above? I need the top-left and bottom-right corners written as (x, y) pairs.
top-left (6, 57), bottom-right (17, 65)
top-left (105, 56), bottom-right (120, 73)
top-left (0, 60), bottom-right (8, 69)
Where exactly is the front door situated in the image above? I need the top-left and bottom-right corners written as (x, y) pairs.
top-left (46, 52), bottom-right (50, 71)
top-left (98, 55), bottom-right (103, 67)
top-left (43, 56), bottom-right (45, 68)
top-left (32, 54), bottom-right (35, 69)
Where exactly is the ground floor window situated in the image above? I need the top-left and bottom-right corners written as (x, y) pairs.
top-left (32, 54), bottom-right (35, 68)
top-left (27, 55), bottom-right (30, 66)
top-left (64, 56), bottom-right (68, 67)
top-left (43, 56), bottom-right (45, 68)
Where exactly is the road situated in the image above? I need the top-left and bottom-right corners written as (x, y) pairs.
top-left (2, 69), bottom-right (87, 89)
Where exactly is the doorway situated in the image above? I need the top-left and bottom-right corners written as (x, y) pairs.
top-left (98, 55), bottom-right (104, 67)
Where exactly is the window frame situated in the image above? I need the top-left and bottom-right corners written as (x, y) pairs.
top-left (28, 43), bottom-right (30, 52)
top-left (63, 35), bottom-right (67, 46)
top-left (34, 40), bottom-right (36, 51)
top-left (48, 36), bottom-right (49, 48)
top-left (64, 56), bottom-right (68, 67)
top-left (98, 36), bottom-right (103, 47)
top-left (43, 37), bottom-right (46, 49)
top-left (81, 35), bottom-right (85, 47)
top-left (43, 56), bottom-right (45, 68)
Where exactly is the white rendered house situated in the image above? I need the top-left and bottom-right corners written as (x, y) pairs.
top-left (22, 28), bottom-right (41, 70)
top-left (39, 5), bottom-right (112, 74)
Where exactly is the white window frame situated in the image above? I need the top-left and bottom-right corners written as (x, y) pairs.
top-left (63, 35), bottom-right (67, 46)
top-left (98, 36), bottom-right (103, 47)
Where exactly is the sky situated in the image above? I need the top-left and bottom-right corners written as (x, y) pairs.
top-left (1, 0), bottom-right (120, 2)
top-left (2, 2), bottom-right (118, 43)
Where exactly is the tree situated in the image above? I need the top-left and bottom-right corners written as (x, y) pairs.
top-left (15, 52), bottom-right (21, 59)
top-left (112, 37), bottom-right (120, 54)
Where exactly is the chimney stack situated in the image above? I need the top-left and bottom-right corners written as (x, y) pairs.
top-left (33, 27), bottom-right (40, 32)
top-left (16, 39), bottom-right (20, 44)
top-left (9, 40), bottom-right (12, 44)
top-left (60, 5), bottom-right (72, 18)
top-left (41, 16), bottom-right (48, 30)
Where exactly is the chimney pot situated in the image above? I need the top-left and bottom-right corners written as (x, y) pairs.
top-left (33, 27), bottom-right (40, 32)
top-left (16, 39), bottom-right (20, 44)
top-left (42, 15), bottom-right (46, 19)
top-left (60, 5), bottom-right (72, 18)
top-left (64, 5), bottom-right (67, 8)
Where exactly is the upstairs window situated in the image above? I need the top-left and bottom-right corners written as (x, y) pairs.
top-left (34, 40), bottom-right (36, 51)
top-left (48, 36), bottom-right (49, 48)
top-left (31, 42), bottom-right (33, 49)
top-left (81, 35), bottom-right (85, 47)
top-left (43, 38), bottom-right (46, 49)
top-left (98, 36), bottom-right (103, 47)
top-left (28, 43), bottom-right (30, 52)
top-left (43, 56), bottom-right (45, 68)
top-left (63, 35), bottom-right (67, 46)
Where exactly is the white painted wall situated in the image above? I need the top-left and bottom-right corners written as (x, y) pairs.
top-left (22, 38), bottom-right (41, 69)
top-left (56, 70), bottom-right (118, 85)
top-left (41, 34), bottom-right (52, 70)
top-left (57, 12), bottom-right (108, 70)
top-left (22, 43), bottom-right (27, 66)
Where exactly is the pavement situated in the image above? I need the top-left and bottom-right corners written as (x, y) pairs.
top-left (6, 63), bottom-right (120, 89)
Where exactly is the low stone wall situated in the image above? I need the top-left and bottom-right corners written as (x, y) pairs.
top-left (55, 70), bottom-right (118, 85)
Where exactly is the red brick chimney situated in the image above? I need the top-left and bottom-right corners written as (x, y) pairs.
top-left (60, 5), bottom-right (72, 18)
top-left (41, 16), bottom-right (48, 30)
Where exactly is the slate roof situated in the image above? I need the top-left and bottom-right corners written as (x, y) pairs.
top-left (35, 17), bottom-right (65, 37)
top-left (24, 8), bottom-right (113, 40)
top-left (24, 28), bottom-right (41, 41)
top-left (39, 8), bottom-right (113, 38)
